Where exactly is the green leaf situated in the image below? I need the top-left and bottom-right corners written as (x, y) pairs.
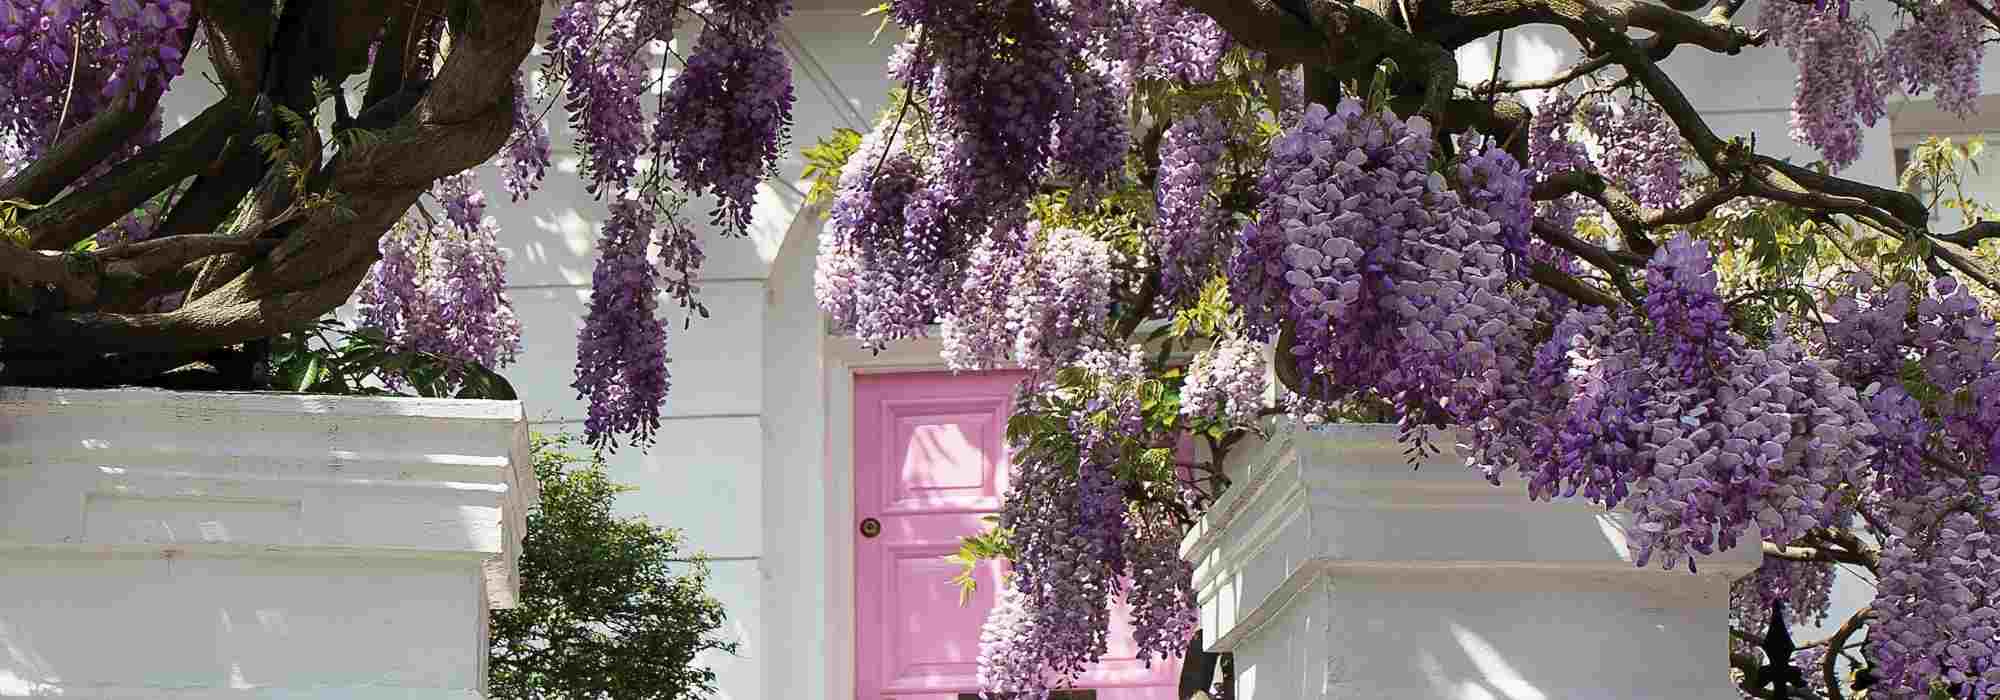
top-left (297, 356), bottom-right (322, 392)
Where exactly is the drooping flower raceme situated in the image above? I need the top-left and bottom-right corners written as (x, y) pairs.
top-left (1181, 336), bottom-right (1267, 427)
top-left (499, 70), bottom-right (552, 201)
top-left (355, 198), bottom-right (524, 384)
top-left (1587, 97), bottom-right (1684, 210)
top-left (1128, 0), bottom-right (1229, 85)
top-left (941, 219), bottom-right (1032, 370)
top-left (1009, 227), bottom-right (1115, 368)
top-left (1152, 106), bottom-right (1231, 306)
top-left (1232, 99), bottom-right (1537, 456)
top-left (814, 122), bottom-right (953, 350)
top-left (571, 200), bottom-right (672, 450)
top-left (1763, 0), bottom-right (1888, 170)
top-left (659, 0), bottom-right (795, 236)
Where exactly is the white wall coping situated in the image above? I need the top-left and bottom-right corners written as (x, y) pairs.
top-left (0, 386), bottom-right (536, 609)
top-left (1183, 420), bottom-right (1761, 653)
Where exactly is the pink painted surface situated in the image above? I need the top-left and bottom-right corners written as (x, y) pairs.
top-left (854, 371), bottom-right (1181, 700)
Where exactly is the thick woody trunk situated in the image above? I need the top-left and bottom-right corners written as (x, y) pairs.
top-left (0, 0), bottom-right (539, 385)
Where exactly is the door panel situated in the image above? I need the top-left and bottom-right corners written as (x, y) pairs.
top-left (853, 371), bottom-right (1180, 699)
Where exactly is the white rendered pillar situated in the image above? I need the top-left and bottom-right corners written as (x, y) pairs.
top-left (0, 387), bottom-right (535, 699)
top-left (1182, 422), bottom-right (1760, 700)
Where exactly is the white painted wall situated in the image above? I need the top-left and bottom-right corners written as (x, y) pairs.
top-left (0, 388), bottom-right (532, 698)
top-left (1183, 423), bottom-right (1762, 700)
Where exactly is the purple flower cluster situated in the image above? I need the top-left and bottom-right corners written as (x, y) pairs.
top-left (1502, 238), bottom-right (1876, 571)
top-left (1049, 64), bottom-right (1130, 199)
top-left (660, 0), bottom-right (795, 236)
top-left (571, 200), bottom-right (671, 450)
top-left (1453, 140), bottom-right (1534, 272)
top-left (1231, 99), bottom-right (1535, 453)
top-left (925, 12), bottom-right (1075, 219)
top-left (1009, 227), bottom-right (1114, 368)
top-left (1914, 277), bottom-right (2000, 476)
top-left (982, 346), bottom-right (1189, 695)
top-left (814, 124), bottom-right (953, 350)
top-left (1180, 336), bottom-right (1266, 427)
top-left (994, 414), bottom-right (1118, 688)
top-left (1127, 0), bottom-right (1229, 85)
top-left (498, 71), bottom-right (551, 202)
top-left (1123, 500), bottom-right (1199, 662)
top-left (1871, 476), bottom-right (2000, 697)
top-left (356, 178), bottom-right (523, 384)
top-left (1882, 0), bottom-right (1985, 117)
top-left (1526, 88), bottom-right (1597, 235)
top-left (1587, 97), bottom-right (1683, 210)
top-left (941, 220), bottom-right (1031, 369)
top-left (1152, 106), bottom-right (1231, 305)
top-left (543, 0), bottom-right (657, 195)
top-left (1763, 0), bottom-right (1888, 170)
top-left (974, 584), bottom-right (1058, 697)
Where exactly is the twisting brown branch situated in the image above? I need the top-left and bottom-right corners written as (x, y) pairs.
top-left (22, 96), bottom-right (250, 250)
top-left (1820, 607), bottom-right (1872, 700)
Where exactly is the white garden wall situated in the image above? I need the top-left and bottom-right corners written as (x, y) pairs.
top-left (0, 387), bottom-right (533, 698)
top-left (1182, 423), bottom-right (1761, 699)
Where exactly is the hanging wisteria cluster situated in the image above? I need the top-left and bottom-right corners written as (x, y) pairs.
top-left (979, 345), bottom-right (1201, 693)
top-left (1152, 106), bottom-right (1231, 305)
top-left (355, 171), bottom-right (523, 383)
top-left (538, 0), bottom-right (794, 449)
top-left (1181, 336), bottom-right (1266, 427)
top-left (1763, 0), bottom-right (1985, 170)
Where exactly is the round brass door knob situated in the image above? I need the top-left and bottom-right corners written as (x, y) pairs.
top-left (858, 517), bottom-right (882, 538)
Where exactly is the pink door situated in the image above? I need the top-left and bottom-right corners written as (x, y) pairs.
top-left (854, 371), bottom-right (1181, 700)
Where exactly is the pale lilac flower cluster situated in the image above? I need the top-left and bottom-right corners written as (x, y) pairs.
top-left (1882, 0), bottom-right (1985, 117)
top-left (1128, 0), bottom-right (1229, 85)
top-left (571, 200), bottom-right (671, 449)
top-left (1152, 106), bottom-right (1231, 305)
top-left (357, 217), bottom-right (428, 345)
top-left (1008, 227), bottom-right (1114, 368)
top-left (356, 193), bottom-right (523, 384)
top-left (814, 123), bottom-right (950, 349)
top-left (974, 584), bottom-right (1058, 697)
top-left (1123, 500), bottom-right (1199, 662)
top-left (1231, 99), bottom-right (1535, 454)
top-left (659, 0), bottom-right (795, 235)
top-left (498, 71), bottom-right (551, 201)
top-left (1587, 97), bottom-right (1683, 210)
top-left (1527, 88), bottom-right (1597, 235)
top-left (411, 217), bottom-right (522, 372)
top-left (941, 220), bottom-right (1031, 369)
top-left (1763, 0), bottom-right (1888, 170)
top-left (1870, 476), bottom-right (2000, 697)
top-left (1180, 336), bottom-right (1266, 427)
